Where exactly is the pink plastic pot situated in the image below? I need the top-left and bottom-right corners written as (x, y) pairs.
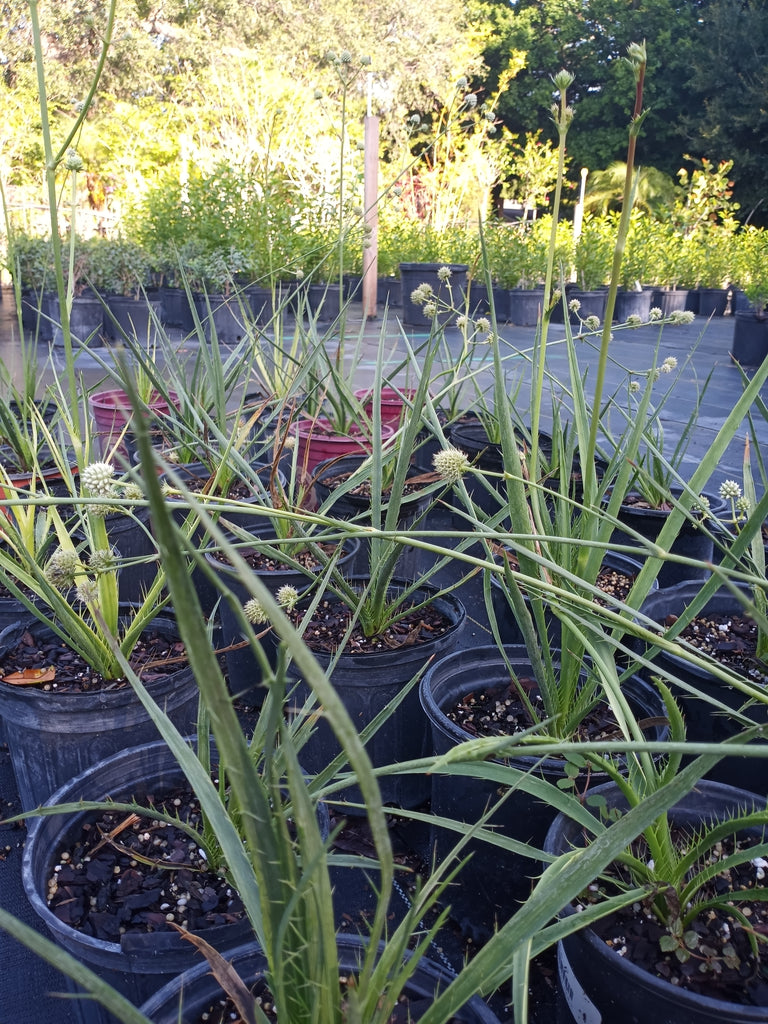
top-left (354, 387), bottom-right (419, 430)
top-left (89, 389), bottom-right (180, 461)
top-left (293, 416), bottom-right (394, 473)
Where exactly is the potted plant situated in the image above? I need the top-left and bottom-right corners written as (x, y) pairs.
top-left (694, 226), bottom-right (736, 317)
top-left (567, 214), bottom-right (613, 321)
top-left (487, 220), bottom-right (548, 326)
top-left (184, 243), bottom-right (254, 344)
top-left (544, 721), bottom-right (768, 1023)
top-left (731, 226), bottom-right (768, 367)
top-left (5, 230), bottom-right (55, 337)
top-left (0, 459), bottom-right (198, 810)
top-left (90, 236), bottom-right (162, 343)
top-left (399, 262), bottom-right (469, 329)
top-left (419, 643), bottom-right (668, 941)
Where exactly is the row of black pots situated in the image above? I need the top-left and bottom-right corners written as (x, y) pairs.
top-left (22, 292), bottom-right (165, 346)
top-left (20, 738), bottom-right (498, 1022)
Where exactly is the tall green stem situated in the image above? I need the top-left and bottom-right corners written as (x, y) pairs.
top-left (585, 43), bottom-right (648, 474)
top-left (530, 70), bottom-right (573, 470)
top-left (27, 0), bottom-right (117, 448)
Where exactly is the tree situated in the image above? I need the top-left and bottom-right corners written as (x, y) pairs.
top-left (470, 0), bottom-right (704, 192)
top-left (682, 0), bottom-right (768, 225)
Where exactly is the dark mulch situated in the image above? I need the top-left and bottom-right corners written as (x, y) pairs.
top-left (0, 628), bottom-right (186, 693)
top-left (319, 468), bottom-right (435, 500)
top-left (663, 611), bottom-right (768, 684)
top-left (46, 787), bottom-right (244, 942)
top-left (291, 594), bottom-right (455, 656)
top-left (445, 673), bottom-right (646, 744)
top-left (210, 540), bottom-right (342, 574)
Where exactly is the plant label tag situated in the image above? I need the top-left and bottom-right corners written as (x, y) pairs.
top-left (558, 944), bottom-right (601, 1024)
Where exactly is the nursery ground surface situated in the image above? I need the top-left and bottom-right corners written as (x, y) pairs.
top-left (0, 295), bottom-right (767, 1023)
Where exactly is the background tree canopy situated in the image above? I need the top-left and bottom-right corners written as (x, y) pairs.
top-left (1, 0), bottom-right (766, 226)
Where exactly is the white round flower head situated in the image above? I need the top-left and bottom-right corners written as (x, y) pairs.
top-left (423, 301), bottom-right (437, 318)
top-left (669, 309), bottom-right (695, 325)
top-left (719, 479), bottom-right (742, 501)
top-left (433, 447), bottom-right (471, 484)
top-left (410, 283), bottom-right (434, 305)
top-left (76, 579), bottom-right (99, 605)
top-left (64, 148), bottom-right (84, 172)
top-left (122, 482), bottom-right (144, 502)
top-left (392, 184), bottom-right (403, 197)
top-left (629, 380), bottom-right (641, 394)
top-left (584, 315), bottom-right (600, 331)
top-left (456, 76), bottom-right (468, 90)
top-left (568, 298), bottom-right (581, 313)
top-left (276, 585), bottom-right (300, 612)
top-left (339, 51), bottom-right (352, 63)
top-left (475, 317), bottom-right (491, 333)
top-left (649, 307), bottom-right (663, 320)
top-left (88, 548), bottom-right (117, 574)
top-left (243, 598), bottom-right (268, 625)
top-left (626, 314), bottom-right (643, 327)
top-left (82, 462), bottom-right (116, 498)
top-left (44, 549), bottom-right (80, 589)
top-left (437, 266), bottom-right (452, 282)
top-left (455, 315), bottom-right (469, 330)
top-left (693, 494), bottom-right (711, 514)
top-left (464, 93), bottom-right (478, 109)
top-left (736, 495), bottom-right (751, 515)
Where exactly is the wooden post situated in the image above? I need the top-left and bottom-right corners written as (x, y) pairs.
top-left (362, 110), bottom-right (379, 320)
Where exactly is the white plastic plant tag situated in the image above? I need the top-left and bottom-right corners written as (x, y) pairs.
top-left (558, 943), bottom-right (602, 1024)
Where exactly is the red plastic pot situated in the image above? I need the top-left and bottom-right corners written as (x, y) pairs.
top-left (89, 388), bottom-right (179, 461)
top-left (293, 416), bottom-right (394, 473)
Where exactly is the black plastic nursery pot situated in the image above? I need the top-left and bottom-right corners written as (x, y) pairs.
top-left (399, 262), bottom-right (468, 329)
top-left (698, 287), bottom-right (730, 318)
top-left (551, 287), bottom-right (608, 325)
top-left (650, 287), bottom-right (691, 317)
top-left (610, 487), bottom-right (728, 589)
top-left (21, 738), bottom-right (329, 1024)
top-left (419, 645), bottom-right (668, 943)
top-left (103, 294), bottom-right (163, 343)
top-left (192, 292), bottom-right (251, 343)
top-left (139, 933), bottom-right (501, 1024)
top-left (160, 457), bottom-right (283, 614)
top-left (204, 530), bottom-right (360, 704)
top-left (489, 548), bottom-right (656, 646)
top-left (613, 287), bottom-right (653, 322)
top-left (290, 581), bottom-right (466, 811)
top-left (731, 310), bottom-right (768, 368)
top-left (544, 779), bottom-right (768, 1024)
top-left (0, 613), bottom-right (199, 812)
top-left (159, 285), bottom-right (195, 330)
top-left (307, 281), bottom-right (342, 322)
top-left (51, 293), bottom-right (105, 347)
top-left (313, 453), bottom-right (431, 579)
top-left (506, 287), bottom-right (545, 326)
top-left (638, 580), bottom-right (768, 793)
top-left (467, 280), bottom-right (510, 321)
